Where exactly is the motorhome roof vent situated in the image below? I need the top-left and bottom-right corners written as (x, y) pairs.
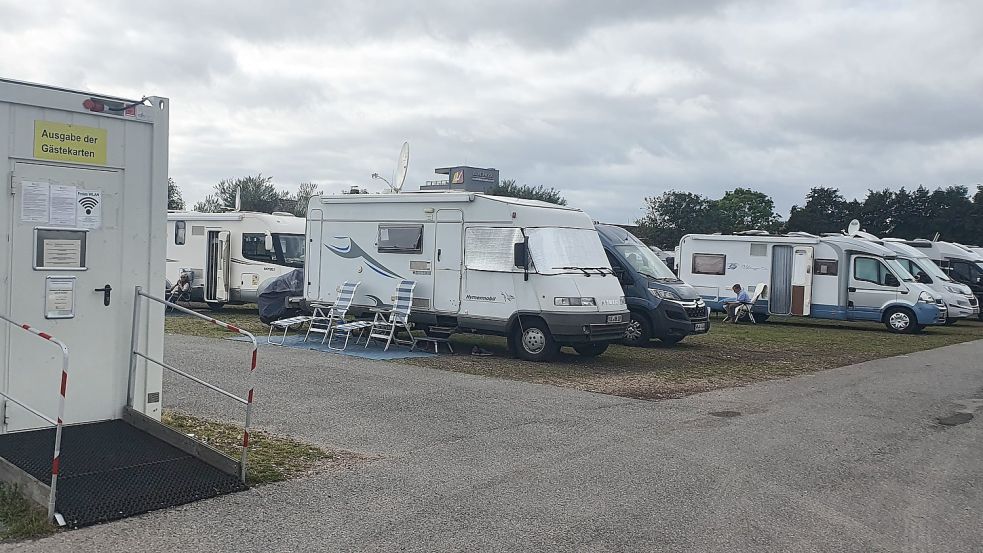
top-left (786, 231), bottom-right (820, 238)
top-left (271, 211), bottom-right (295, 217)
top-left (735, 230), bottom-right (769, 236)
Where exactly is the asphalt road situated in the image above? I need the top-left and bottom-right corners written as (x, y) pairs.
top-left (8, 335), bottom-right (983, 552)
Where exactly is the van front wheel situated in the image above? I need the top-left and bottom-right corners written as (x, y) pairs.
top-left (511, 320), bottom-right (560, 362)
top-left (884, 307), bottom-right (917, 334)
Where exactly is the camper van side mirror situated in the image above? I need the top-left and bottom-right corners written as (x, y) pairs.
top-left (513, 242), bottom-right (527, 268)
top-left (884, 273), bottom-right (900, 287)
top-left (264, 233), bottom-right (274, 252)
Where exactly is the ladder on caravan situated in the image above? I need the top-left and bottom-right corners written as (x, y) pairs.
top-left (0, 289), bottom-right (258, 528)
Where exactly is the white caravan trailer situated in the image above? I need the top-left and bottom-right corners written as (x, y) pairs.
top-left (885, 238), bottom-right (983, 320)
top-left (166, 211), bottom-right (305, 308)
top-left (853, 237), bottom-right (978, 321)
top-left (305, 192), bottom-right (629, 361)
top-left (678, 233), bottom-right (947, 333)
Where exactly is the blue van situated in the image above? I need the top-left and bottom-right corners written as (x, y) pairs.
top-left (596, 224), bottom-right (710, 345)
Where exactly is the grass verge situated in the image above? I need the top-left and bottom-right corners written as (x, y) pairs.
top-left (164, 303), bottom-right (267, 339)
top-left (0, 484), bottom-right (55, 542)
top-left (162, 411), bottom-right (357, 486)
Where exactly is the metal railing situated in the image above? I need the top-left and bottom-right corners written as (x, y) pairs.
top-left (0, 313), bottom-right (69, 521)
top-left (128, 286), bottom-right (257, 483)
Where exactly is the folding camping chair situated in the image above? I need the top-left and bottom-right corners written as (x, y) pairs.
top-left (268, 315), bottom-right (313, 345)
top-left (305, 281), bottom-right (360, 343)
top-left (733, 283), bottom-right (767, 324)
top-left (365, 280), bottom-right (417, 351)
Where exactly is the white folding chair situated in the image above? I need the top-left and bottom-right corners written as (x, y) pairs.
top-left (305, 281), bottom-right (360, 343)
top-left (365, 280), bottom-right (417, 351)
top-left (268, 315), bottom-right (313, 345)
top-left (734, 283), bottom-right (767, 324)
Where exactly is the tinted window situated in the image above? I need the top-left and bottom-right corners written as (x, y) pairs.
top-left (174, 221), bottom-right (186, 245)
top-left (692, 253), bottom-right (726, 275)
top-left (378, 225), bottom-right (424, 254)
top-left (854, 257), bottom-right (895, 286)
top-left (242, 233), bottom-right (275, 262)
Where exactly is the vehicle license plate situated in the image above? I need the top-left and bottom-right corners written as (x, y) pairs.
top-left (607, 314), bottom-right (623, 323)
top-left (694, 323), bottom-right (707, 332)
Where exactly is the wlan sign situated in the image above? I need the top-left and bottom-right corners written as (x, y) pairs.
top-left (34, 121), bottom-right (108, 165)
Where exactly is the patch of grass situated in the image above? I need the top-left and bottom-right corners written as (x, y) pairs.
top-left (165, 303), bottom-right (268, 339)
top-left (0, 483), bottom-right (55, 542)
top-left (161, 411), bottom-right (342, 486)
top-left (404, 317), bottom-right (983, 400)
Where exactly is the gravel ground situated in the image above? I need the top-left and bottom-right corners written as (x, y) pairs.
top-left (6, 335), bottom-right (983, 552)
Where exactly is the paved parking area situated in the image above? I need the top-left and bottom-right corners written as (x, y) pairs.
top-left (8, 335), bottom-right (983, 552)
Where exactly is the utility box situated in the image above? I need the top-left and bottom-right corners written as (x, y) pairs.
top-left (0, 78), bottom-right (168, 430)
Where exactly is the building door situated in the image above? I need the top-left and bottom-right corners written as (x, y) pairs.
top-left (204, 230), bottom-right (230, 303)
top-left (3, 162), bottom-right (125, 431)
top-left (432, 210), bottom-right (463, 312)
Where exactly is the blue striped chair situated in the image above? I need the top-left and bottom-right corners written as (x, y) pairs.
top-left (365, 280), bottom-right (417, 351)
top-left (306, 281), bottom-right (360, 344)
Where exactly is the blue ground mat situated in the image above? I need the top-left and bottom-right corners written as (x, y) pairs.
top-left (230, 333), bottom-right (435, 360)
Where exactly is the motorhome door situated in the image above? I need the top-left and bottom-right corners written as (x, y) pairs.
top-left (769, 245), bottom-right (794, 315)
top-left (3, 163), bottom-right (126, 430)
top-left (791, 246), bottom-right (813, 316)
top-left (849, 256), bottom-right (900, 320)
top-left (205, 230), bottom-right (231, 303)
top-left (306, 209), bottom-right (323, 299)
top-left (433, 210), bottom-right (463, 312)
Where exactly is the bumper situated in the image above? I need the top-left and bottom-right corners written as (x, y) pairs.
top-left (652, 301), bottom-right (710, 337)
top-left (914, 302), bottom-right (946, 325)
top-left (947, 304), bottom-right (978, 319)
top-left (541, 311), bottom-right (630, 344)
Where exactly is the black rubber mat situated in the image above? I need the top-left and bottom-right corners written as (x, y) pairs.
top-left (0, 419), bottom-right (246, 528)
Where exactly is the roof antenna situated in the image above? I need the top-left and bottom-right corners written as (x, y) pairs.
top-left (932, 232), bottom-right (941, 242)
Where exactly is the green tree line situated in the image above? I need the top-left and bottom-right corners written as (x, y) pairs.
top-left (637, 185), bottom-right (983, 249)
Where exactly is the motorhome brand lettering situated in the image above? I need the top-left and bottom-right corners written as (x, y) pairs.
top-left (466, 294), bottom-right (499, 302)
top-left (34, 121), bottom-right (108, 165)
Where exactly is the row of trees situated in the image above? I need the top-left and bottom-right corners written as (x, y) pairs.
top-left (637, 185), bottom-right (983, 249)
top-left (167, 176), bottom-right (567, 215)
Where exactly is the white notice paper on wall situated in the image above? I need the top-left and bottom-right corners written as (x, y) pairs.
top-left (76, 189), bottom-right (102, 229)
top-left (49, 184), bottom-right (78, 227)
top-left (45, 277), bottom-right (76, 319)
top-left (42, 239), bottom-right (82, 267)
top-left (21, 181), bottom-right (50, 223)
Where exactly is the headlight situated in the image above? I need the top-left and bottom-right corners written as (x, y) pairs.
top-left (695, 298), bottom-right (705, 307)
top-left (649, 288), bottom-right (681, 301)
top-left (554, 297), bottom-right (596, 306)
top-left (918, 291), bottom-right (936, 303)
top-left (945, 285), bottom-right (962, 294)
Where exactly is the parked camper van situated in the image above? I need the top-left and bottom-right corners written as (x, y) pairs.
top-left (678, 233), bottom-right (947, 333)
top-left (305, 193), bottom-right (629, 361)
top-left (166, 211), bottom-right (306, 308)
top-left (885, 239), bottom-right (983, 320)
top-left (854, 237), bottom-right (978, 322)
top-left (595, 224), bottom-right (709, 345)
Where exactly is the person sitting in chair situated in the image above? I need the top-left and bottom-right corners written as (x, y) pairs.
top-left (722, 283), bottom-right (751, 323)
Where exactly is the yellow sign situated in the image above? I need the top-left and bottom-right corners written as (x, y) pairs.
top-left (34, 121), bottom-right (107, 165)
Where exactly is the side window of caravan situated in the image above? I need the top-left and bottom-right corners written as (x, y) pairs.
top-left (174, 221), bottom-right (186, 245)
top-left (854, 257), bottom-right (892, 286)
top-left (813, 259), bottom-right (838, 276)
top-left (242, 233), bottom-right (274, 262)
top-left (692, 253), bottom-right (726, 275)
top-left (378, 225), bottom-right (423, 254)
top-left (464, 227), bottom-right (524, 271)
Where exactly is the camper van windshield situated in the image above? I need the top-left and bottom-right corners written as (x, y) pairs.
top-left (273, 233), bottom-right (305, 268)
top-left (613, 244), bottom-right (677, 280)
top-left (526, 227), bottom-right (611, 275)
top-left (884, 258), bottom-right (915, 282)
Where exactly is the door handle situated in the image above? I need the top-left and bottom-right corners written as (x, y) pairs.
top-left (437, 248), bottom-right (441, 261)
top-left (94, 284), bottom-right (112, 306)
top-left (848, 287), bottom-right (856, 292)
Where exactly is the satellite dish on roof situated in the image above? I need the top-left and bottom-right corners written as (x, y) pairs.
top-left (393, 141), bottom-right (409, 193)
top-left (847, 219), bottom-right (861, 236)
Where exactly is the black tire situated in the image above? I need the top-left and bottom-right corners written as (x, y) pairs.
top-left (622, 312), bottom-right (652, 346)
top-left (883, 307), bottom-right (917, 334)
top-left (657, 335), bottom-right (684, 345)
top-left (754, 314), bottom-right (770, 323)
top-left (206, 302), bottom-right (225, 311)
top-left (573, 342), bottom-right (609, 357)
top-left (511, 319), bottom-right (560, 362)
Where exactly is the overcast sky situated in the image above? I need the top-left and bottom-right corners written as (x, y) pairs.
top-left (2, 0), bottom-right (981, 223)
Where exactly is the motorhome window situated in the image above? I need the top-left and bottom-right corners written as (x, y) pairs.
top-left (464, 227), bottom-right (524, 271)
top-left (378, 225), bottom-right (423, 254)
top-left (854, 257), bottom-right (906, 286)
top-left (910, 258), bottom-right (952, 282)
top-left (950, 261), bottom-right (982, 282)
top-left (749, 243), bottom-right (767, 257)
top-left (192, 225), bottom-right (205, 236)
top-left (613, 244), bottom-right (676, 279)
top-left (242, 233), bottom-right (275, 263)
top-left (884, 259), bottom-right (915, 282)
top-left (174, 221), bottom-right (186, 245)
top-left (813, 259), bottom-right (838, 276)
top-left (692, 254), bottom-right (726, 275)
top-left (525, 227), bottom-right (610, 275)
top-left (273, 233), bottom-right (305, 268)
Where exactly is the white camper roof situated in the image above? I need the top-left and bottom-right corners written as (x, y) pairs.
top-left (682, 233), bottom-right (898, 257)
top-left (886, 238), bottom-right (983, 261)
top-left (315, 192), bottom-right (578, 211)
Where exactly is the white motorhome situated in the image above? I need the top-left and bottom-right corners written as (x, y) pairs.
top-left (305, 192), bottom-right (629, 360)
top-left (678, 233), bottom-right (947, 333)
top-left (166, 211), bottom-right (306, 308)
top-left (853, 237), bottom-right (978, 321)
top-left (885, 239), bottom-right (983, 320)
